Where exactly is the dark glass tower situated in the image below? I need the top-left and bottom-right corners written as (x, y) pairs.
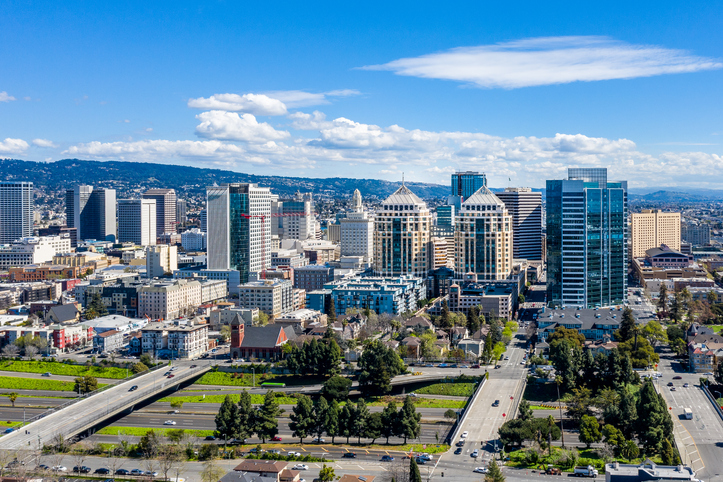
top-left (451, 171), bottom-right (487, 200)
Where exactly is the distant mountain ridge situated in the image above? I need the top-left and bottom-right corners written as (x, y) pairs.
top-left (0, 159), bottom-right (449, 199)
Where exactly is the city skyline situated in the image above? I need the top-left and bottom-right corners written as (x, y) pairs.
top-left (1, 2), bottom-right (723, 188)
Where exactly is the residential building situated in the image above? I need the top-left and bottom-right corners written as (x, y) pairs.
top-left (496, 187), bottom-right (543, 260)
top-left (451, 171), bottom-right (487, 199)
top-left (275, 309), bottom-right (326, 331)
top-left (682, 222), bottom-right (710, 246)
top-left (446, 282), bottom-right (516, 320)
top-left (0, 181), bottom-right (33, 244)
top-left (547, 168), bottom-right (628, 308)
top-left (630, 209), bottom-right (681, 258)
top-left (207, 183), bottom-right (272, 283)
top-left (238, 279), bottom-right (294, 319)
top-left (340, 189), bottom-right (374, 262)
top-left (271, 249), bottom-right (308, 268)
top-left (536, 308), bottom-right (623, 341)
top-left (142, 188), bottom-right (177, 238)
top-left (271, 191), bottom-right (316, 240)
top-left (299, 239), bottom-right (339, 264)
top-left (173, 268), bottom-right (242, 296)
top-left (93, 329), bottom-right (124, 353)
top-left (455, 186), bottom-right (513, 280)
top-left (228, 460), bottom-right (288, 481)
top-left (0, 236), bottom-right (72, 269)
top-left (209, 307), bottom-right (259, 330)
top-left (65, 185), bottom-right (116, 242)
top-left (373, 184), bottom-right (431, 277)
top-left (141, 320), bottom-right (209, 359)
top-left (9, 264), bottom-right (80, 282)
top-left (146, 244), bottom-right (178, 278)
top-left (49, 323), bottom-right (94, 352)
top-left (158, 232), bottom-right (181, 245)
top-left (306, 275), bottom-right (426, 315)
top-left (181, 228), bottom-right (206, 251)
top-left (83, 314), bottom-right (147, 334)
top-left (229, 321), bottom-right (294, 360)
top-left (118, 199), bottom-right (157, 246)
top-left (200, 279), bottom-right (227, 303)
top-left (138, 279), bottom-right (202, 320)
top-left (428, 237), bottom-right (449, 270)
top-left (46, 304), bottom-right (80, 324)
top-left (293, 264), bottom-right (335, 292)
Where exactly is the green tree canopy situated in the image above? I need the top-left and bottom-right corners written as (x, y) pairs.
top-left (358, 339), bottom-right (405, 396)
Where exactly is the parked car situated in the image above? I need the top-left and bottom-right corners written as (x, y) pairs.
top-left (145, 471), bottom-right (159, 477)
top-left (37, 464), bottom-right (50, 471)
top-left (292, 464), bottom-right (309, 471)
top-left (471, 364), bottom-right (480, 369)
top-left (673, 376), bottom-right (682, 380)
top-left (311, 437), bottom-right (326, 443)
top-left (670, 387), bottom-right (676, 391)
top-left (52, 466), bottom-right (68, 472)
top-left (342, 452), bottom-right (357, 458)
top-left (409, 392), bottom-right (418, 397)
top-left (249, 447), bottom-right (265, 453)
top-left (130, 469), bottom-right (145, 476)
top-left (288, 451), bottom-right (301, 457)
top-left (492, 400), bottom-right (500, 407)
top-left (204, 435), bottom-right (216, 441)
top-left (461, 431), bottom-right (468, 438)
top-left (115, 469), bottom-right (130, 475)
top-left (454, 448), bottom-right (462, 454)
top-left (667, 382), bottom-right (674, 386)
top-left (474, 467), bottom-right (489, 474)
top-left (419, 454), bottom-right (433, 461)
top-left (94, 468), bottom-right (110, 474)
top-left (684, 383), bottom-right (689, 388)
top-left (73, 466), bottom-right (92, 473)
top-left (271, 436), bottom-right (282, 441)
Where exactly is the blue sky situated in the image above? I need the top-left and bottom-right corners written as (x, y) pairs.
top-left (1, 1), bottom-right (722, 188)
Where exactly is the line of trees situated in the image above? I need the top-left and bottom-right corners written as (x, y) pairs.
top-left (284, 329), bottom-right (343, 377)
top-left (289, 395), bottom-right (421, 444)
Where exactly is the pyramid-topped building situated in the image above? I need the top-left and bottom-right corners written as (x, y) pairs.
top-left (373, 184), bottom-right (431, 277)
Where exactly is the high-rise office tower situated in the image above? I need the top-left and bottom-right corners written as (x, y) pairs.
top-left (436, 205), bottom-right (455, 228)
top-left (451, 171), bottom-right (487, 200)
top-left (176, 199), bottom-right (187, 227)
top-left (142, 189), bottom-right (177, 238)
top-left (373, 184), bottom-right (431, 277)
top-left (547, 168), bottom-right (627, 308)
top-left (65, 185), bottom-right (116, 242)
top-left (118, 199), bottom-right (157, 246)
top-left (340, 189), bottom-right (373, 261)
top-left (206, 183), bottom-right (272, 283)
top-left (271, 191), bottom-right (315, 240)
top-left (200, 210), bottom-right (207, 233)
top-left (630, 209), bottom-right (681, 258)
top-left (496, 187), bottom-right (543, 260)
top-left (454, 186), bottom-right (513, 280)
top-left (681, 222), bottom-right (710, 247)
top-left (0, 181), bottom-right (33, 244)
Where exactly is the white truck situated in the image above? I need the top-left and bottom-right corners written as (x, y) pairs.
top-left (574, 465), bottom-right (599, 477)
top-left (684, 407), bottom-right (693, 420)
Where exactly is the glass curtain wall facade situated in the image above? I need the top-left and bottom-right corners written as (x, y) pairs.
top-left (451, 172), bottom-right (487, 200)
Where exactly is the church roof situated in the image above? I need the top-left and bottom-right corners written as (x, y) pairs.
top-left (462, 186), bottom-right (505, 206)
top-left (382, 185), bottom-right (425, 206)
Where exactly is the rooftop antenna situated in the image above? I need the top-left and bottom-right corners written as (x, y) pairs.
top-left (402, 172), bottom-right (405, 186)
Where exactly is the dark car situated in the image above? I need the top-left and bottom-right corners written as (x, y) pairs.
top-left (129, 385), bottom-right (138, 391)
top-left (673, 376), bottom-right (682, 380)
top-left (167, 374), bottom-right (175, 378)
top-left (37, 464), bottom-right (50, 471)
top-left (94, 468), bottom-right (110, 474)
top-left (342, 452), bottom-right (357, 458)
top-left (115, 469), bottom-right (130, 475)
top-left (190, 364), bottom-right (197, 368)
top-left (205, 435), bottom-right (216, 441)
top-left (492, 400), bottom-right (500, 407)
top-left (381, 455), bottom-right (394, 462)
top-left (667, 382), bottom-right (674, 386)
top-left (73, 466), bottom-right (92, 473)
top-left (454, 447), bottom-right (462, 454)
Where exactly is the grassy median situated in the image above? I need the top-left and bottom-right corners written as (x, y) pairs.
top-left (0, 361), bottom-right (128, 379)
top-left (0, 375), bottom-right (107, 392)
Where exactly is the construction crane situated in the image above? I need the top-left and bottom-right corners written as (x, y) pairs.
top-left (239, 212), bottom-right (308, 279)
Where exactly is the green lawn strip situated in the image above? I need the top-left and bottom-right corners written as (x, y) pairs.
top-left (0, 375), bottom-right (107, 391)
top-left (192, 372), bottom-right (328, 387)
top-left (710, 325), bottom-right (723, 333)
top-left (159, 393), bottom-right (298, 405)
top-left (414, 383), bottom-right (476, 397)
top-left (506, 448), bottom-right (664, 472)
top-left (0, 361), bottom-right (128, 379)
top-left (97, 426), bottom-right (216, 437)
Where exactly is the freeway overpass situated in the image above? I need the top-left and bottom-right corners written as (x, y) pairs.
top-left (0, 360), bottom-right (212, 450)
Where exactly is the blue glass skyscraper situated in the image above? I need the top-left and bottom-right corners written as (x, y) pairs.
top-left (546, 168), bottom-right (627, 308)
top-left (451, 171), bottom-right (487, 200)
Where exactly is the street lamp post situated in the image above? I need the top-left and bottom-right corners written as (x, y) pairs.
top-left (556, 377), bottom-right (565, 449)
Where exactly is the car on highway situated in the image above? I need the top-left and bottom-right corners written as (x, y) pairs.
top-left (292, 464), bottom-right (309, 471)
top-left (684, 383), bottom-right (689, 388)
top-left (167, 374), bottom-right (175, 378)
top-left (415, 457), bottom-right (427, 464)
top-left (73, 466), bottom-right (92, 473)
top-left (438, 363), bottom-right (449, 368)
top-left (670, 387), bottom-right (676, 391)
top-left (409, 392), bottom-right (418, 397)
top-left (249, 447), bottom-right (265, 453)
top-left (381, 456), bottom-right (394, 462)
top-left (461, 431), bottom-right (468, 438)
top-left (424, 364), bottom-right (434, 367)
top-left (129, 385), bottom-right (138, 391)
top-left (190, 364), bottom-right (197, 368)
top-left (130, 469), bottom-right (145, 476)
top-left (471, 450), bottom-right (479, 458)
top-left (474, 467), bottom-right (489, 474)
top-left (164, 420), bottom-right (176, 425)
top-left (3, 428), bottom-right (14, 434)
top-left (52, 466), bottom-right (68, 472)
top-left (271, 436), bottom-right (282, 441)
top-left (94, 468), bottom-right (110, 474)
top-left (419, 454), bottom-right (433, 461)
top-left (204, 435), bottom-right (216, 441)
top-left (667, 382), bottom-right (674, 386)
top-left (42, 372), bottom-right (52, 377)
top-left (171, 409), bottom-right (179, 414)
top-left (492, 400), bottom-right (500, 407)
top-left (288, 451), bottom-right (301, 457)
top-left (673, 376), bottom-right (682, 380)
top-left (269, 449), bottom-right (282, 455)
top-left (504, 356), bottom-right (509, 360)
top-left (471, 364), bottom-right (480, 369)
top-left (342, 452), bottom-right (357, 458)
top-left (454, 448), bottom-right (462, 455)
top-left (37, 464), bottom-right (50, 471)
top-left (460, 364), bottom-right (470, 369)
top-left (115, 469), bottom-right (130, 475)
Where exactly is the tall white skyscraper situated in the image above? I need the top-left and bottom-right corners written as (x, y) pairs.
top-left (118, 199), bottom-right (157, 246)
top-left (455, 186), bottom-right (513, 280)
top-left (341, 189), bottom-right (373, 261)
top-left (496, 187), bottom-right (542, 260)
top-left (142, 188), bottom-right (177, 237)
top-left (65, 184), bottom-right (116, 242)
top-left (206, 183), bottom-right (272, 283)
top-left (0, 181), bottom-right (33, 244)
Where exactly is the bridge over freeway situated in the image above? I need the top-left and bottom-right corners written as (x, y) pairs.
top-left (0, 360), bottom-right (212, 450)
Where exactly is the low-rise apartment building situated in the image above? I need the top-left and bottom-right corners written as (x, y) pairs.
top-left (141, 320), bottom-right (209, 359)
top-left (238, 279), bottom-right (294, 319)
top-left (138, 279), bottom-right (202, 321)
top-left (93, 329), bottom-right (124, 353)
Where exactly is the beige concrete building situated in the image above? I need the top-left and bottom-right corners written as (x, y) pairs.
top-left (238, 279), bottom-right (294, 319)
top-left (373, 184), bottom-right (431, 277)
top-left (455, 186), bottom-right (513, 280)
top-left (141, 320), bottom-right (208, 359)
top-left (428, 237), bottom-right (449, 270)
top-left (146, 244), bottom-right (178, 278)
top-left (138, 279), bottom-right (202, 320)
top-left (630, 209), bottom-right (681, 258)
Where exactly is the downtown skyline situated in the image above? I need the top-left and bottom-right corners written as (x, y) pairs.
top-left (1, 1), bottom-right (723, 188)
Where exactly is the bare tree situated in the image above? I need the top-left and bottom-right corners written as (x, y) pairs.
top-left (71, 442), bottom-right (89, 475)
top-left (142, 456), bottom-right (159, 479)
top-left (200, 460), bottom-right (225, 482)
top-left (2, 345), bottom-right (19, 359)
top-left (158, 445), bottom-right (180, 481)
top-left (172, 460), bottom-right (186, 482)
top-left (0, 449), bottom-right (15, 478)
top-left (106, 448), bottom-right (126, 477)
top-left (384, 457), bottom-right (409, 482)
top-left (25, 345), bottom-right (39, 360)
top-left (117, 431), bottom-right (135, 455)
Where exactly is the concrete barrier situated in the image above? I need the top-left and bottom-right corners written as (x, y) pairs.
top-left (447, 376), bottom-right (487, 444)
top-left (701, 384), bottom-right (723, 421)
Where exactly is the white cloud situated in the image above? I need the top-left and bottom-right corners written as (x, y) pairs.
top-left (263, 89), bottom-right (361, 108)
top-left (0, 92), bottom-right (16, 102)
top-left (0, 138), bottom-right (29, 154)
top-left (188, 93), bottom-right (288, 116)
top-left (23, 96), bottom-right (31, 101)
top-left (362, 36), bottom-right (723, 89)
top-left (32, 139), bottom-right (56, 148)
top-left (195, 110), bottom-right (290, 143)
top-left (288, 111), bottom-right (332, 130)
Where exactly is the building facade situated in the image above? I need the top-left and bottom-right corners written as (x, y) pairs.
top-left (181, 228), bottom-right (206, 251)
top-left (142, 188), bottom-right (177, 238)
top-left (340, 189), bottom-right (374, 261)
top-left (271, 191), bottom-right (316, 240)
top-left (0, 236), bottom-right (72, 269)
top-left (93, 329), bottom-right (124, 353)
top-left (451, 171), bottom-right (487, 200)
top-left (138, 279), bottom-right (202, 320)
top-left (118, 199), bottom-right (157, 246)
top-left (238, 279), bottom-right (294, 318)
top-left (454, 186), bottom-right (513, 280)
top-left (146, 244), bottom-right (178, 278)
top-left (207, 183), bottom-right (272, 283)
top-left (0, 181), bottom-right (34, 244)
top-left (547, 168), bottom-right (628, 308)
top-left (65, 185), bottom-right (116, 242)
top-left (373, 185), bottom-right (431, 277)
top-left (682, 222), bottom-right (710, 246)
top-left (496, 187), bottom-right (543, 260)
top-left (306, 275), bottom-right (426, 315)
top-left (630, 209), bottom-right (681, 258)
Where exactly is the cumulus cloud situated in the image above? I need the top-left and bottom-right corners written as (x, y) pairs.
top-left (0, 91), bottom-right (16, 102)
top-left (31, 139), bottom-right (56, 148)
top-left (263, 89), bottom-right (361, 108)
top-left (188, 93), bottom-right (288, 116)
top-left (0, 138), bottom-right (29, 154)
top-left (362, 36), bottom-right (723, 89)
top-left (195, 110), bottom-right (290, 143)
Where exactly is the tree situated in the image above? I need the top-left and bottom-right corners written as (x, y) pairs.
top-left (381, 401), bottom-right (399, 444)
top-left (548, 326), bottom-right (585, 347)
top-left (257, 311), bottom-right (269, 326)
top-left (617, 307), bottom-right (637, 342)
top-left (321, 376), bottom-right (352, 401)
top-left (618, 337), bottom-right (659, 368)
top-left (636, 380), bottom-right (673, 452)
top-left (326, 399), bottom-right (340, 443)
top-left (566, 387), bottom-right (593, 422)
top-left (579, 415), bottom-right (602, 448)
top-left (139, 353), bottom-right (154, 366)
top-left (658, 283), bottom-right (668, 314)
top-left (365, 412), bottom-right (383, 444)
top-left (467, 306), bottom-right (481, 335)
top-left (409, 457), bottom-right (422, 482)
top-left (328, 298), bottom-right (337, 322)
top-left (440, 299), bottom-right (451, 328)
top-left (485, 458), bottom-right (505, 482)
top-left (219, 325), bottom-right (231, 342)
top-left (74, 376), bottom-right (98, 394)
top-left (201, 460), bottom-right (225, 482)
top-left (619, 440), bottom-right (640, 460)
top-left (237, 390), bottom-right (256, 441)
top-left (550, 338), bottom-right (581, 391)
top-left (255, 390), bottom-right (281, 442)
top-left (290, 395), bottom-right (314, 443)
top-left (618, 387), bottom-right (638, 439)
top-left (312, 397), bottom-right (330, 441)
top-left (358, 339), bottom-right (405, 396)
top-left (715, 358), bottom-right (723, 385)
top-left (166, 428), bottom-right (186, 444)
top-left (214, 395), bottom-right (240, 441)
top-left (339, 403), bottom-right (353, 444)
top-left (7, 393), bottom-right (17, 407)
top-left (1, 345), bottom-right (18, 358)
top-left (399, 396), bottom-right (421, 443)
top-left (318, 464), bottom-right (337, 482)
top-left (353, 399), bottom-right (370, 443)
top-left (170, 399), bottom-right (184, 410)
top-left (643, 320), bottom-right (667, 346)
top-left (138, 430), bottom-right (161, 458)
top-left (498, 418), bottom-right (531, 447)
top-left (131, 362), bottom-right (149, 374)
top-left (661, 438), bottom-right (677, 465)
top-left (602, 424), bottom-right (625, 453)
top-left (517, 399), bottom-right (533, 421)
top-left (24, 345), bottom-right (38, 360)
